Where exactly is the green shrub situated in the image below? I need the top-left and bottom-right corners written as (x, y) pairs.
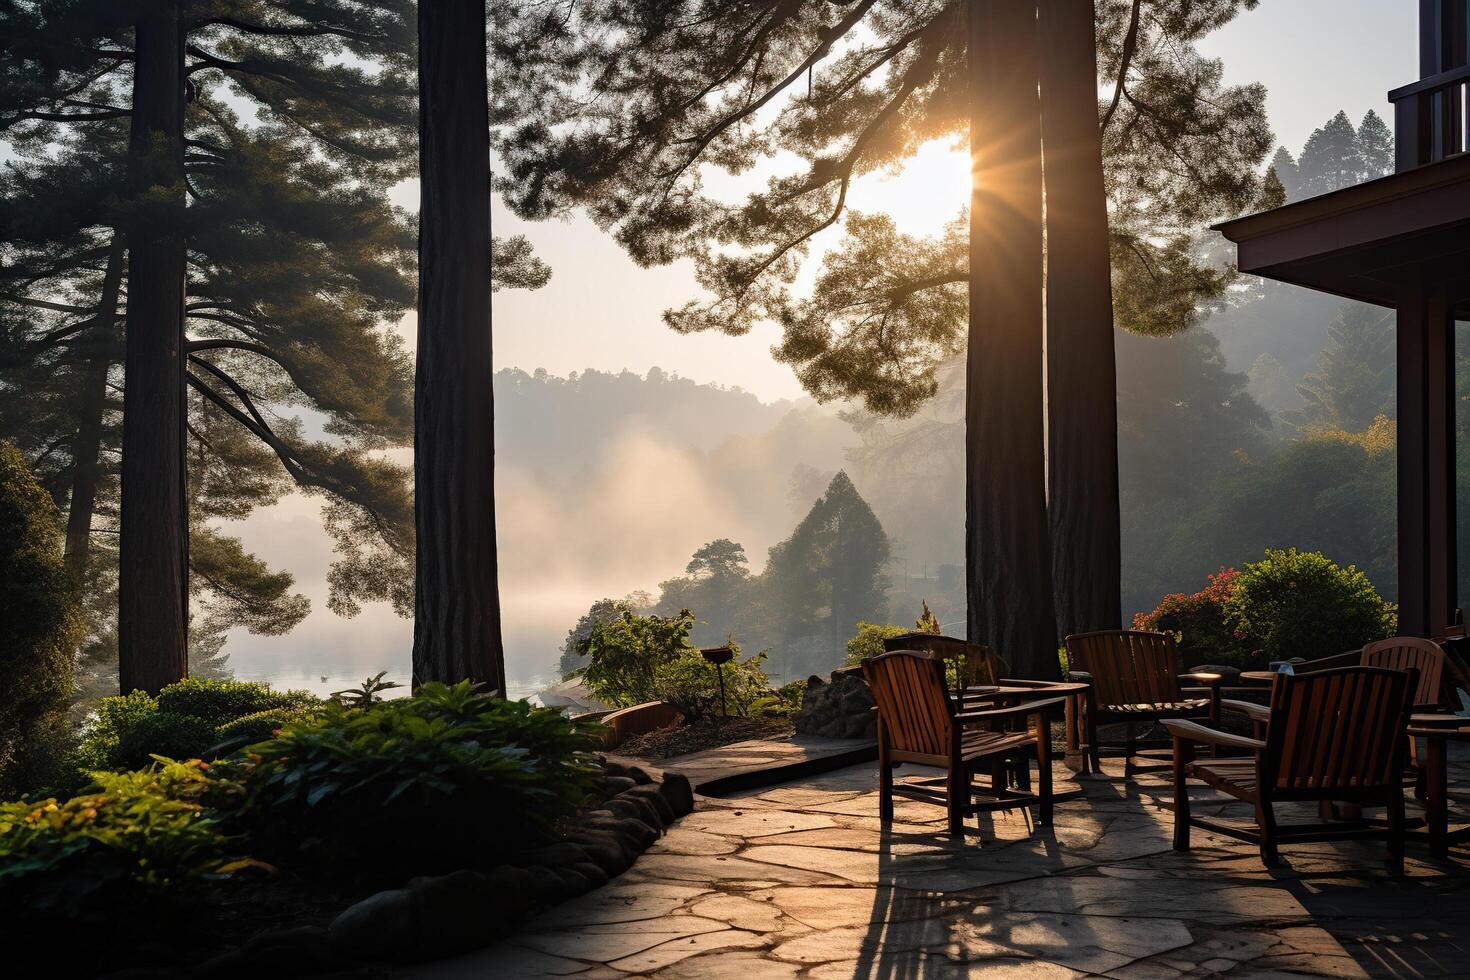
top-left (0, 758), bottom-right (240, 929)
top-left (232, 681), bottom-right (602, 879)
top-left (1225, 548), bottom-right (1396, 665)
top-left (1133, 568), bottom-right (1252, 667)
top-left (0, 444), bottom-right (82, 796)
top-left (77, 679), bottom-right (320, 772)
top-left (577, 609), bottom-right (696, 707)
top-left (844, 622), bottom-right (910, 666)
top-left (212, 708), bottom-right (315, 748)
top-left (655, 647), bottom-right (772, 722)
top-left (155, 677), bottom-right (314, 727)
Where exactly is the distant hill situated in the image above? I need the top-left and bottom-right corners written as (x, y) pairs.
top-left (494, 367), bottom-right (793, 473)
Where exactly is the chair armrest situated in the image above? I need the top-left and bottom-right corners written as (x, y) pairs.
top-left (1162, 718), bottom-right (1265, 753)
top-left (1179, 672), bottom-right (1222, 686)
top-left (1221, 699), bottom-right (1269, 723)
top-left (954, 697), bottom-right (1068, 724)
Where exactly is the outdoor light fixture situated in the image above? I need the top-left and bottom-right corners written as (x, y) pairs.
top-left (700, 646), bottom-right (734, 718)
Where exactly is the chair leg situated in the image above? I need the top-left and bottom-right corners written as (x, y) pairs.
top-left (947, 766), bottom-right (966, 837)
top-left (990, 758), bottom-right (1006, 796)
top-left (1123, 720), bottom-right (1136, 777)
top-left (1037, 741), bottom-right (1053, 827)
top-left (1171, 738), bottom-right (1193, 851)
top-left (1386, 787), bottom-right (1406, 873)
top-left (1084, 697), bottom-right (1101, 773)
top-left (1257, 802), bottom-right (1280, 868)
top-left (877, 725), bottom-right (893, 823)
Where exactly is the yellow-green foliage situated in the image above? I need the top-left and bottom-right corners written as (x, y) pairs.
top-left (845, 622), bottom-right (909, 666)
top-left (0, 758), bottom-right (239, 920)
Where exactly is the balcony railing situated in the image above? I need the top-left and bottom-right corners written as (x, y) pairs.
top-left (1390, 63), bottom-right (1470, 170)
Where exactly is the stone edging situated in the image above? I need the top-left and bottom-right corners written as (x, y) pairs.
top-left (322, 758), bottom-right (693, 964)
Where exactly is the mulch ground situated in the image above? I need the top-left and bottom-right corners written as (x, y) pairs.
top-left (617, 717), bottom-right (794, 760)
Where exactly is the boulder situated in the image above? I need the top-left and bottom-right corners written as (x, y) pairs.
top-left (793, 671), bottom-right (876, 739)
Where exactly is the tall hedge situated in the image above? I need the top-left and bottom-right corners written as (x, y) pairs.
top-left (0, 443), bottom-right (82, 794)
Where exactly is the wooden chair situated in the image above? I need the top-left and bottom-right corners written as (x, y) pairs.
top-left (1166, 666), bottom-right (1417, 869)
top-left (1292, 636), bottom-right (1447, 709)
top-left (1064, 630), bottom-right (1222, 774)
top-left (863, 650), bottom-right (1066, 836)
top-left (882, 632), bottom-right (1000, 695)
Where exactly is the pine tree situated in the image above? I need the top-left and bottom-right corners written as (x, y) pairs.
top-left (2, 2), bottom-right (545, 693)
top-left (493, 0), bottom-right (1271, 674)
top-left (1284, 304), bottom-right (1395, 435)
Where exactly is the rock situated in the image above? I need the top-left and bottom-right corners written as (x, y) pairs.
top-left (539, 864), bottom-right (594, 900)
top-left (568, 860), bottom-right (610, 889)
top-left (562, 828), bottom-right (633, 876)
top-left (602, 796), bottom-right (649, 823)
top-left (517, 841), bottom-right (590, 869)
top-left (604, 774), bottom-right (638, 796)
top-left (624, 763), bottom-right (657, 784)
top-left (577, 813), bottom-right (659, 851)
top-left (657, 772), bottom-right (695, 817)
top-left (329, 888), bottom-right (415, 959)
top-left (793, 671), bottom-right (876, 739)
top-left (624, 783), bottom-right (678, 825)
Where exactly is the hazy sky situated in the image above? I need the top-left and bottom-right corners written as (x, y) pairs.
top-left (228, 2), bottom-right (1423, 693)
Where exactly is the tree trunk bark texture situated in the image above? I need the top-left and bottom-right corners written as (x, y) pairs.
top-left (413, 0), bottom-right (506, 691)
top-left (1040, 0), bottom-right (1122, 638)
top-left (118, 3), bottom-right (189, 696)
top-left (965, 0), bottom-right (1060, 679)
top-left (65, 235), bottom-right (126, 581)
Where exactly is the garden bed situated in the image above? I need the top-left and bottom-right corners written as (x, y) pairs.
top-left (617, 716), bottom-right (793, 759)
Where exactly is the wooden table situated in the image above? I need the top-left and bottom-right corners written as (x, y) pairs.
top-left (1240, 671), bottom-right (1282, 685)
top-left (961, 681), bottom-right (1091, 794)
top-left (1408, 713), bottom-right (1470, 855)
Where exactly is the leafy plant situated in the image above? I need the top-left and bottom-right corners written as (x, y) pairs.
top-left (655, 646), bottom-right (773, 723)
top-left (331, 670), bottom-right (404, 707)
top-left (76, 679), bottom-right (320, 772)
top-left (0, 759), bottom-right (243, 929)
top-left (576, 609), bottom-right (697, 707)
top-left (232, 682), bottom-right (602, 879)
top-left (1133, 568), bottom-right (1251, 667)
top-left (1224, 549), bottom-right (1397, 665)
top-left (844, 622), bottom-right (910, 667)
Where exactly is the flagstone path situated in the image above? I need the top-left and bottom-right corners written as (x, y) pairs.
top-left (408, 741), bottom-right (1470, 979)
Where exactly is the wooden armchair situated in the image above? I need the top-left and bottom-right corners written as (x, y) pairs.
top-left (1292, 636), bottom-right (1447, 710)
top-left (1166, 666), bottom-right (1417, 868)
top-left (863, 650), bottom-right (1066, 836)
top-left (1064, 630), bottom-right (1222, 774)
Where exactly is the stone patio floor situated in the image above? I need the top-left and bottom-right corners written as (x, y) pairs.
top-left (409, 740), bottom-right (1470, 979)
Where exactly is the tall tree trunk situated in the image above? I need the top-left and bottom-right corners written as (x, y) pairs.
top-left (64, 236), bottom-right (126, 581)
top-left (118, 3), bottom-right (189, 695)
top-left (413, 0), bottom-right (506, 691)
top-left (1040, 0), bottom-right (1122, 638)
top-left (966, 0), bottom-right (1059, 679)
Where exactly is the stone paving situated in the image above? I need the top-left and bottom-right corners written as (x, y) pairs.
top-left (408, 741), bottom-right (1470, 979)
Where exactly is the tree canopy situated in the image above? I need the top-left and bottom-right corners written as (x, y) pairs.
top-left (492, 0), bottom-right (1273, 416)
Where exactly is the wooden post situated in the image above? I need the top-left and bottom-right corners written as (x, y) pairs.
top-left (965, 0), bottom-right (1059, 680)
top-left (1396, 282), bottom-right (1457, 637)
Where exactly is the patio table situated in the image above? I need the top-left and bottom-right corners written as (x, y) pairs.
top-left (1239, 671), bottom-right (1280, 685)
top-left (1407, 713), bottom-right (1470, 855)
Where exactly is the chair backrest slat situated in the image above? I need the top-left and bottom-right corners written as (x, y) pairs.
top-left (1265, 666), bottom-right (1414, 791)
top-left (1362, 636), bottom-right (1446, 707)
top-left (882, 633), bottom-right (1000, 693)
top-left (864, 650), bottom-right (952, 757)
top-left (1065, 630), bottom-right (1182, 707)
